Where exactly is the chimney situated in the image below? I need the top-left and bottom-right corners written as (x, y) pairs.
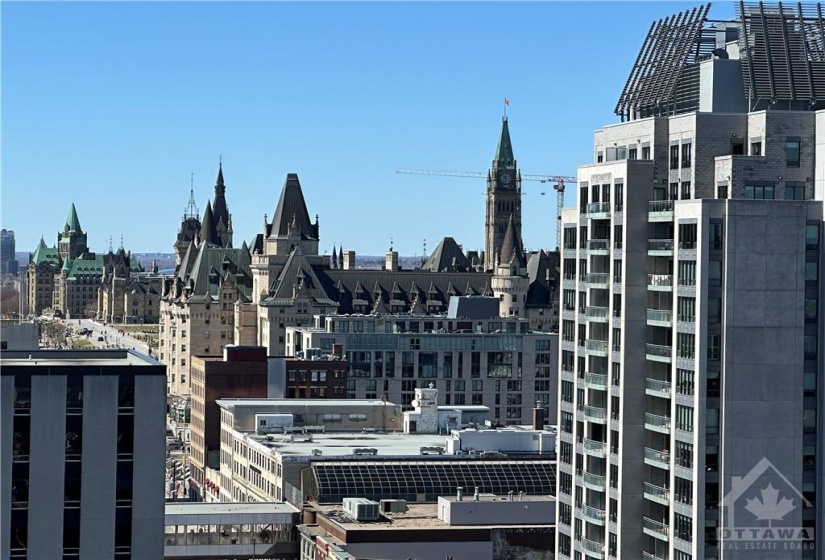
top-left (532, 401), bottom-right (545, 430)
top-left (385, 249), bottom-right (399, 272)
top-left (456, 487), bottom-right (463, 501)
top-left (473, 487), bottom-right (480, 502)
top-left (343, 251), bottom-right (356, 270)
top-left (508, 491), bottom-right (514, 502)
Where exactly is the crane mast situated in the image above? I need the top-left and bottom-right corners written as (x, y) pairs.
top-left (396, 168), bottom-right (576, 251)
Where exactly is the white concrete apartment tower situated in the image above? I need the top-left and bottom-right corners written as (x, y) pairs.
top-left (557, 4), bottom-right (825, 560)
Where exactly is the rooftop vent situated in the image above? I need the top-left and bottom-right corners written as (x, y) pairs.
top-left (342, 498), bottom-right (380, 522)
top-left (353, 448), bottom-right (378, 456)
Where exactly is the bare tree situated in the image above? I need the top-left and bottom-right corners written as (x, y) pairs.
top-left (0, 286), bottom-right (20, 318)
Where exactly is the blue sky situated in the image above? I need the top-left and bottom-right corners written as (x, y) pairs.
top-left (2, 1), bottom-right (735, 256)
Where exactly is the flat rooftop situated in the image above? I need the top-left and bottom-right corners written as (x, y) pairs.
top-left (245, 430), bottom-right (449, 458)
top-left (165, 502), bottom-right (299, 517)
top-left (313, 498), bottom-right (554, 530)
top-left (218, 398), bottom-right (396, 410)
top-left (0, 349), bottom-right (161, 368)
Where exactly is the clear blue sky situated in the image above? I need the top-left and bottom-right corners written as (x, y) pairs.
top-left (2, 1), bottom-right (735, 256)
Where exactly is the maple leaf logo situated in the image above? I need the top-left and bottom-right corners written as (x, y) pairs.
top-left (744, 483), bottom-right (795, 522)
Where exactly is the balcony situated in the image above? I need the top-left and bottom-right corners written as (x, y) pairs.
top-left (583, 438), bottom-right (607, 458)
top-left (581, 504), bottom-right (606, 525)
top-left (643, 517), bottom-right (670, 542)
top-left (645, 378), bottom-right (672, 398)
top-left (584, 273), bottom-right (610, 288)
top-left (648, 239), bottom-right (674, 256)
top-left (586, 239), bottom-right (610, 254)
top-left (585, 372), bottom-right (608, 390)
top-left (643, 552), bottom-right (667, 560)
top-left (648, 200), bottom-right (674, 222)
top-left (646, 309), bottom-right (672, 327)
top-left (647, 274), bottom-right (673, 291)
top-left (644, 447), bottom-right (670, 469)
top-left (586, 339), bottom-right (608, 356)
top-left (583, 471), bottom-right (607, 492)
top-left (583, 405), bottom-right (607, 424)
top-left (644, 482), bottom-right (670, 505)
top-left (645, 413), bottom-right (671, 434)
top-left (581, 537), bottom-right (605, 559)
top-left (585, 202), bottom-right (611, 218)
top-left (645, 343), bottom-right (672, 363)
top-left (586, 306), bottom-right (609, 323)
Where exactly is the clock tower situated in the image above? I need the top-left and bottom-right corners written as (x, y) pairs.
top-left (484, 116), bottom-right (523, 271)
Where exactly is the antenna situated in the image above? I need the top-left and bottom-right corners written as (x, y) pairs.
top-left (120, 234), bottom-right (124, 250)
top-left (390, 236), bottom-right (394, 251)
top-left (108, 235), bottom-right (113, 253)
top-left (185, 173), bottom-right (199, 219)
top-left (423, 239), bottom-right (427, 260)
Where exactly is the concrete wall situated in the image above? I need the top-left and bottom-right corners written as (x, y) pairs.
top-left (343, 541), bottom-right (492, 560)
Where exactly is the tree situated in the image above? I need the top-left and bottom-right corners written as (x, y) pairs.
top-left (0, 286), bottom-right (20, 318)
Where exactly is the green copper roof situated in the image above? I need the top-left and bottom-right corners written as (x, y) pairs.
top-left (31, 238), bottom-right (61, 266)
top-left (66, 254), bottom-right (104, 280)
top-left (130, 255), bottom-right (143, 272)
top-left (494, 117), bottom-right (515, 168)
top-left (65, 203), bottom-right (82, 232)
top-left (61, 258), bottom-right (72, 272)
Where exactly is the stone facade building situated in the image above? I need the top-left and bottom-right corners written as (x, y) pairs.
top-left (26, 204), bottom-right (142, 318)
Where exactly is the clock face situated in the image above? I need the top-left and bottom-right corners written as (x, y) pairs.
top-left (500, 173), bottom-right (512, 185)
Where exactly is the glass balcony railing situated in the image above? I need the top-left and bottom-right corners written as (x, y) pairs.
top-left (583, 438), bottom-right (607, 457)
top-left (586, 307), bottom-right (609, 322)
top-left (645, 412), bottom-right (671, 432)
top-left (581, 504), bottom-right (606, 524)
top-left (644, 447), bottom-right (670, 469)
top-left (586, 202), bottom-right (611, 215)
top-left (586, 339), bottom-right (608, 354)
top-left (586, 239), bottom-right (610, 251)
top-left (647, 274), bottom-right (673, 289)
top-left (646, 309), bottom-right (672, 324)
top-left (643, 517), bottom-right (670, 541)
top-left (649, 200), bottom-right (674, 213)
top-left (645, 378), bottom-right (672, 397)
top-left (581, 537), bottom-right (605, 557)
top-left (645, 343), bottom-right (672, 361)
top-left (583, 471), bottom-right (607, 490)
top-left (648, 239), bottom-right (674, 252)
top-left (584, 273), bottom-right (610, 286)
top-left (583, 405), bottom-right (607, 423)
top-left (585, 372), bottom-right (608, 389)
top-left (643, 551), bottom-right (666, 560)
top-left (644, 482), bottom-right (670, 503)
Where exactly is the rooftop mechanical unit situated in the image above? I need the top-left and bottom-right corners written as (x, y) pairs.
top-left (342, 498), bottom-right (380, 521)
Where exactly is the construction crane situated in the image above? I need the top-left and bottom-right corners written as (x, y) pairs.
top-left (396, 169), bottom-right (577, 252)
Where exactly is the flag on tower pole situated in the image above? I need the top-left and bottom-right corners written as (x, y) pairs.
top-left (504, 97), bottom-right (509, 117)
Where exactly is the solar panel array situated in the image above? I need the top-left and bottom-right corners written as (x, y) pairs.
top-left (311, 460), bottom-right (556, 503)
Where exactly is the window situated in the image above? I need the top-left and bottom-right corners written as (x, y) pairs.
top-left (676, 440), bottom-right (694, 468)
top-left (710, 223), bottom-right (723, 250)
top-left (680, 180), bottom-right (691, 200)
top-left (628, 147), bottom-right (637, 160)
top-left (745, 184), bottom-right (775, 199)
top-left (679, 223), bottom-right (697, 249)
top-left (717, 184), bottom-right (729, 199)
top-left (678, 260), bottom-right (696, 286)
top-left (706, 408), bottom-right (719, 434)
top-left (675, 513), bottom-right (693, 542)
top-left (707, 334), bottom-right (721, 360)
top-left (805, 298), bottom-right (818, 323)
top-left (641, 145), bottom-right (651, 160)
top-left (677, 297), bottom-right (695, 322)
top-left (675, 477), bottom-right (693, 505)
top-left (708, 297), bottom-right (722, 324)
top-left (806, 224), bottom-right (820, 250)
top-left (676, 369), bottom-right (694, 395)
top-left (681, 143), bottom-right (692, 167)
top-left (750, 141), bottom-right (762, 156)
top-left (676, 405), bottom-right (694, 432)
top-left (677, 332), bottom-right (695, 359)
top-left (805, 262), bottom-right (818, 288)
top-left (708, 260), bottom-right (723, 287)
top-left (787, 139), bottom-right (801, 167)
top-left (670, 145), bottom-right (679, 169)
top-left (804, 409), bottom-right (817, 433)
top-left (617, 146), bottom-right (627, 160)
top-left (785, 185), bottom-right (805, 200)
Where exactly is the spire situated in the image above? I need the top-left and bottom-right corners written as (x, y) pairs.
top-left (199, 200), bottom-right (219, 245)
top-left (494, 117), bottom-right (515, 169)
top-left (184, 172), bottom-right (199, 219)
top-left (65, 203), bottom-right (82, 232)
top-left (332, 246), bottom-right (338, 269)
top-left (212, 160), bottom-right (230, 231)
top-left (499, 214), bottom-right (525, 268)
top-left (271, 173), bottom-right (315, 239)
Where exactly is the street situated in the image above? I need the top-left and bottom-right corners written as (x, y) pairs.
top-left (75, 318), bottom-right (153, 357)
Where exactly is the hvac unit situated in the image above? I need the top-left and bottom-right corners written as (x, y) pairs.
top-left (342, 498), bottom-right (380, 521)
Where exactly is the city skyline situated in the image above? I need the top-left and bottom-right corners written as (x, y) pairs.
top-left (2, 2), bottom-right (733, 255)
